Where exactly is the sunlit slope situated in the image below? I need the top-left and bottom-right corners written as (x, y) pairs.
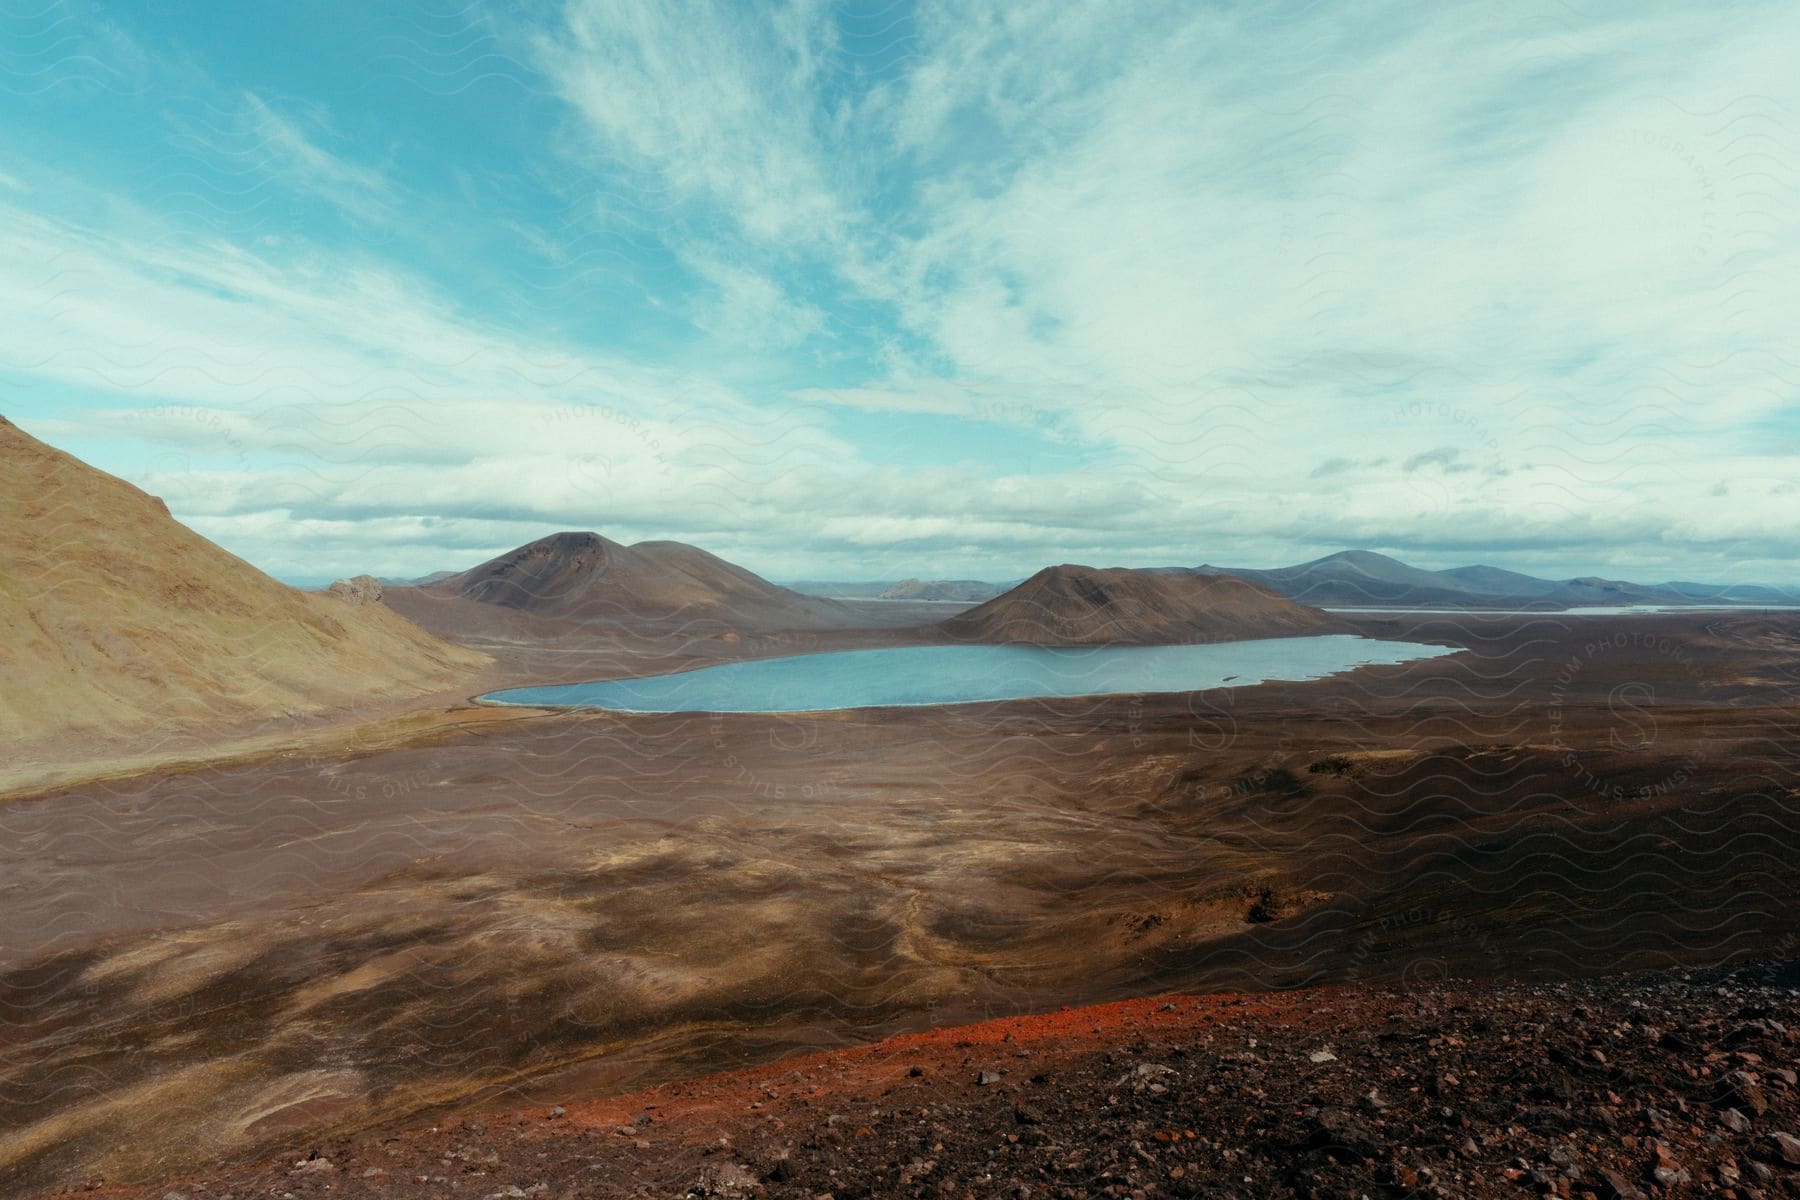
top-left (0, 416), bottom-right (487, 744)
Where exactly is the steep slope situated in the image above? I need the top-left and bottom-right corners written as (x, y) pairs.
top-left (422, 531), bottom-right (854, 630)
top-left (939, 564), bottom-right (1335, 645)
top-left (0, 417), bottom-right (487, 747)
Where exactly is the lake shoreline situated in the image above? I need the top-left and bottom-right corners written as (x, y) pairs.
top-left (476, 634), bottom-right (1464, 713)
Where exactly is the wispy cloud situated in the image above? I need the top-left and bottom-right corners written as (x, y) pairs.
top-left (682, 252), bottom-right (827, 350)
top-left (235, 92), bottom-right (393, 220)
top-left (2, 0), bottom-right (1797, 582)
top-left (535, 0), bottom-right (846, 245)
top-left (157, 89), bottom-right (396, 225)
top-left (0, 6), bottom-right (156, 98)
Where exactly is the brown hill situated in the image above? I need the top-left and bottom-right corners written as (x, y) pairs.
top-left (939, 564), bottom-right (1336, 644)
top-left (422, 531), bottom-right (853, 630)
top-left (0, 417), bottom-right (487, 750)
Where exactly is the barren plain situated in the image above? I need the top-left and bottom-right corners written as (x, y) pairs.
top-left (4, 604), bottom-right (1797, 1196)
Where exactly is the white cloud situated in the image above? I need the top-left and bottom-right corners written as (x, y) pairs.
top-left (5, 1), bottom-right (1799, 584)
top-left (0, 199), bottom-right (869, 576)
top-left (682, 253), bottom-right (826, 350)
top-left (536, 0), bottom-right (845, 245)
top-left (232, 91), bottom-right (394, 220)
top-left (817, 1), bottom-right (1800, 575)
top-left (0, 200), bottom-right (748, 424)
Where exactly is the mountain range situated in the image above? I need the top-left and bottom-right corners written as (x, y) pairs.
top-left (793, 552), bottom-right (1800, 612)
top-left (1188, 550), bottom-right (1800, 609)
top-left (405, 538), bottom-right (1331, 645)
top-left (11, 404), bottom-right (1792, 766)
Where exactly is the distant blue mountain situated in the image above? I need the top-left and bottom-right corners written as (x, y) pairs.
top-left (791, 551), bottom-right (1799, 611)
top-left (1191, 550), bottom-right (1800, 610)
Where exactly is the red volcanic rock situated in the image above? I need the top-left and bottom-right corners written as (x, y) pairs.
top-left (87, 960), bottom-right (1800, 1200)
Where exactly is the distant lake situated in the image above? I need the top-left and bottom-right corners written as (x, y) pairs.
top-left (480, 635), bottom-right (1462, 714)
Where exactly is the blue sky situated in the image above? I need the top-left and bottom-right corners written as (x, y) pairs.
top-left (3, 0), bottom-right (1798, 583)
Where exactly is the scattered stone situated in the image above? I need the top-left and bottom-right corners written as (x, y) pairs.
top-left (1717, 1069), bottom-right (1770, 1116)
top-left (688, 1160), bottom-right (760, 1195)
top-left (1113, 1062), bottom-right (1176, 1090)
top-left (58, 962), bottom-right (1800, 1200)
top-left (1657, 1030), bottom-right (1696, 1054)
top-left (1303, 1106), bottom-right (1380, 1161)
top-left (1767, 1130), bottom-right (1800, 1166)
top-left (1595, 1166), bottom-right (1646, 1199)
top-left (1516, 1105), bottom-right (1574, 1134)
top-left (1649, 1139), bottom-right (1690, 1187)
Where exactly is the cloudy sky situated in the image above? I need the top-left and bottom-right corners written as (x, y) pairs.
top-left (3, 0), bottom-right (1797, 584)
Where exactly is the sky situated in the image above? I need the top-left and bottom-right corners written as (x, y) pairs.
top-left (2, 0), bottom-right (1798, 585)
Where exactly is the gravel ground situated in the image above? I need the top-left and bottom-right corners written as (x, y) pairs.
top-left (62, 959), bottom-right (1800, 1200)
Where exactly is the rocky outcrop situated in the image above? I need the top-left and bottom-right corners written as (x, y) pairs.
top-left (327, 575), bottom-right (384, 605)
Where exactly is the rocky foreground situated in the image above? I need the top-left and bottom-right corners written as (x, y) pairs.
top-left (62, 959), bottom-right (1800, 1200)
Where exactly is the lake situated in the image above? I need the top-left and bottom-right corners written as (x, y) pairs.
top-left (479, 634), bottom-right (1462, 714)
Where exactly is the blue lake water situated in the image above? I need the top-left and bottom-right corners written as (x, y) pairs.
top-left (480, 635), bottom-right (1462, 714)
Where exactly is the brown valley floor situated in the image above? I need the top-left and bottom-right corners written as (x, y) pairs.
top-left (2, 607), bottom-right (1798, 1196)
